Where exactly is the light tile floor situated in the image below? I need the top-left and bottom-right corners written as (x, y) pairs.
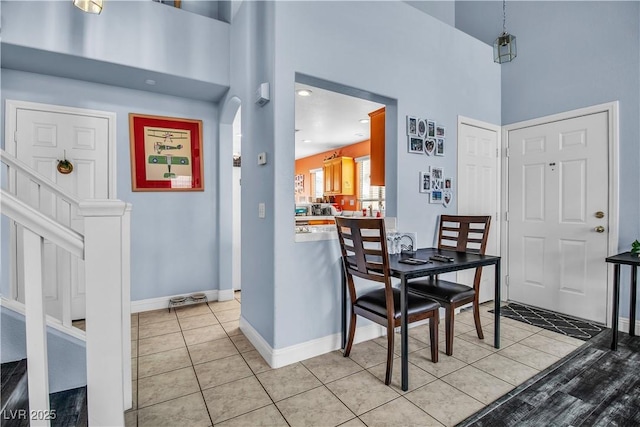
top-left (124, 294), bottom-right (585, 427)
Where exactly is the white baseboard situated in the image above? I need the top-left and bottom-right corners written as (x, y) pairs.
top-left (239, 316), bottom-right (385, 369)
top-left (218, 289), bottom-right (235, 301)
top-left (131, 290), bottom-right (219, 313)
top-left (618, 316), bottom-right (640, 334)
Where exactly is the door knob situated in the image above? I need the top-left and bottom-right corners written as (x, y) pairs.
top-left (595, 226), bottom-right (605, 233)
top-left (595, 211), bottom-right (605, 219)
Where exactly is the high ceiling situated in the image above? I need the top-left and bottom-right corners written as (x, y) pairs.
top-left (294, 83), bottom-right (385, 160)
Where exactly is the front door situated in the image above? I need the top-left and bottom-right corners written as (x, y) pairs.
top-left (11, 103), bottom-right (111, 321)
top-left (457, 119), bottom-right (500, 303)
top-left (507, 111), bottom-right (609, 324)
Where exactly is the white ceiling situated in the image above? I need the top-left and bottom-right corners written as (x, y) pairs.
top-left (294, 83), bottom-right (385, 159)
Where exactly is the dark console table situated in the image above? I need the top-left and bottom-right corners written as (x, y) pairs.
top-left (605, 251), bottom-right (639, 350)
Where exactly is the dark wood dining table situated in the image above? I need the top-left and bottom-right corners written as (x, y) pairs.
top-left (341, 247), bottom-right (502, 391)
top-left (605, 251), bottom-right (639, 350)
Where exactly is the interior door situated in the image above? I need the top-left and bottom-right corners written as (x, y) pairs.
top-left (14, 107), bottom-right (110, 321)
top-left (507, 112), bottom-right (609, 324)
top-left (457, 121), bottom-right (500, 303)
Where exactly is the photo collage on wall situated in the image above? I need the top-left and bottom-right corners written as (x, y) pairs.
top-left (419, 168), bottom-right (453, 207)
top-left (406, 116), bottom-right (445, 156)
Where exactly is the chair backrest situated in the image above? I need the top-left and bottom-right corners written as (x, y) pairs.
top-left (335, 217), bottom-right (394, 313)
top-left (438, 215), bottom-right (491, 254)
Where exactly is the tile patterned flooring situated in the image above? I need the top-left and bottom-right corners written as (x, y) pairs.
top-left (125, 294), bottom-right (586, 427)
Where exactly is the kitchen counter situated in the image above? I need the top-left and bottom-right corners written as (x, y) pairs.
top-left (294, 216), bottom-right (397, 243)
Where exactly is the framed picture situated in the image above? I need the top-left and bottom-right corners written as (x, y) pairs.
top-left (427, 120), bottom-right (436, 138)
top-left (417, 119), bottom-right (427, 137)
top-left (444, 177), bottom-right (452, 190)
top-left (129, 113), bottom-right (204, 191)
top-left (419, 171), bottom-right (431, 193)
top-left (443, 190), bottom-right (453, 207)
top-left (424, 138), bottom-right (436, 156)
top-left (407, 116), bottom-right (418, 136)
top-left (430, 190), bottom-right (443, 204)
top-left (436, 125), bottom-right (445, 138)
top-left (431, 167), bottom-right (443, 181)
top-left (435, 138), bottom-right (445, 156)
top-left (408, 136), bottom-right (424, 154)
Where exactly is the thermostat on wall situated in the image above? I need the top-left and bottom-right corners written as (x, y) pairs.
top-left (255, 82), bottom-right (270, 107)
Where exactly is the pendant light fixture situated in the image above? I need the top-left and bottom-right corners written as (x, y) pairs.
top-left (493, 0), bottom-right (516, 63)
top-left (73, 0), bottom-right (103, 14)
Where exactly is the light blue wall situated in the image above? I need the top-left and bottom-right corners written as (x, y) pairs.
top-left (260, 1), bottom-right (500, 349)
top-left (1, 306), bottom-right (87, 393)
top-left (1, 70), bottom-right (219, 301)
top-left (406, 1), bottom-right (456, 27)
top-left (456, 1), bottom-right (640, 318)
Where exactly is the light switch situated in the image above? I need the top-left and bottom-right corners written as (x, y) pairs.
top-left (258, 202), bottom-right (266, 218)
top-left (258, 152), bottom-right (267, 165)
top-left (350, 200), bottom-right (355, 206)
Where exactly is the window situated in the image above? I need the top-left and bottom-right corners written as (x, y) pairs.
top-left (310, 168), bottom-right (323, 201)
top-left (357, 157), bottom-right (385, 213)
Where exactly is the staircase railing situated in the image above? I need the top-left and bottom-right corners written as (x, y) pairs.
top-left (1, 149), bottom-right (131, 426)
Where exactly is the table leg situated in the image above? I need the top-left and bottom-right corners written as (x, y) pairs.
top-left (630, 266), bottom-right (637, 337)
top-left (611, 264), bottom-right (620, 350)
top-left (401, 277), bottom-right (409, 392)
top-left (494, 260), bottom-right (501, 349)
top-left (341, 264), bottom-right (346, 350)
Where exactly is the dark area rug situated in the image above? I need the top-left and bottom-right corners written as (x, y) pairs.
top-left (490, 302), bottom-right (605, 341)
top-left (457, 330), bottom-right (640, 427)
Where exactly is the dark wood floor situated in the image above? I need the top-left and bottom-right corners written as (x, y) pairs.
top-left (458, 329), bottom-right (640, 426)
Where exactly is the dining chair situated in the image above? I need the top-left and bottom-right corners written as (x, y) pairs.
top-left (407, 215), bottom-right (491, 356)
top-left (335, 216), bottom-right (440, 385)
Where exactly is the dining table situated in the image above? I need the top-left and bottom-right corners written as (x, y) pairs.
top-left (341, 247), bottom-right (502, 391)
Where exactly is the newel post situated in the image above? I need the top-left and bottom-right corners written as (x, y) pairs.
top-left (79, 200), bottom-right (129, 427)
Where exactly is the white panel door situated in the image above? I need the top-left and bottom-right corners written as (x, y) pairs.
top-left (14, 108), bottom-right (110, 321)
top-left (457, 121), bottom-right (500, 303)
top-left (508, 112), bottom-right (609, 323)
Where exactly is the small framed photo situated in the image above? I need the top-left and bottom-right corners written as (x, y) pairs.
top-left (427, 120), bottom-right (436, 138)
top-left (436, 125), bottom-right (445, 138)
top-left (408, 136), bottom-right (424, 154)
top-left (407, 116), bottom-right (418, 136)
top-left (417, 119), bottom-right (427, 137)
top-left (435, 138), bottom-right (445, 156)
top-left (444, 177), bottom-right (452, 190)
top-left (419, 171), bottom-right (431, 193)
top-left (431, 167), bottom-right (443, 181)
top-left (430, 190), bottom-right (443, 204)
top-left (424, 138), bottom-right (435, 156)
top-left (443, 190), bottom-right (453, 207)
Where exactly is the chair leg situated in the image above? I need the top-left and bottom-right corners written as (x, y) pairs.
top-left (429, 313), bottom-right (439, 363)
top-left (344, 311), bottom-right (357, 357)
top-left (445, 306), bottom-right (455, 356)
top-left (473, 298), bottom-right (484, 340)
top-left (384, 327), bottom-right (394, 385)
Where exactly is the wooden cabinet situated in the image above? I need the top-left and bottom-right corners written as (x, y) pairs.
top-left (323, 157), bottom-right (354, 195)
top-left (369, 107), bottom-right (385, 186)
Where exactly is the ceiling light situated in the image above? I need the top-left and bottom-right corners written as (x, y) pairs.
top-left (355, 133), bottom-right (364, 137)
top-left (296, 89), bottom-right (313, 97)
top-left (73, 0), bottom-right (103, 14)
top-left (493, 0), bottom-right (517, 63)
top-left (302, 139), bottom-right (312, 143)
top-left (359, 119), bottom-right (369, 124)
top-left (145, 79), bottom-right (156, 86)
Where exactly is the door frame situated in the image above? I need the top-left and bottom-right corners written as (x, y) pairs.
top-left (5, 99), bottom-right (117, 300)
top-left (456, 116), bottom-right (502, 302)
top-left (501, 101), bottom-right (619, 327)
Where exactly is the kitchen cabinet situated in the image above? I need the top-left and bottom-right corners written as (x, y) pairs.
top-left (369, 107), bottom-right (385, 186)
top-left (323, 156), bottom-right (354, 195)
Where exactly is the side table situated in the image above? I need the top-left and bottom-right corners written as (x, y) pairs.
top-left (605, 251), bottom-right (639, 350)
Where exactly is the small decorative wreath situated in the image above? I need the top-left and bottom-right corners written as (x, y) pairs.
top-left (57, 159), bottom-right (74, 174)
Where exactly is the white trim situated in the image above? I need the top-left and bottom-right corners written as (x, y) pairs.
top-left (218, 289), bottom-right (235, 301)
top-left (1, 297), bottom-right (86, 342)
top-left (457, 116), bottom-right (503, 299)
top-left (240, 315), bottom-right (385, 369)
top-left (502, 101), bottom-right (620, 327)
top-left (131, 290), bottom-right (219, 313)
top-left (354, 155), bottom-right (370, 163)
top-left (618, 317), bottom-right (640, 334)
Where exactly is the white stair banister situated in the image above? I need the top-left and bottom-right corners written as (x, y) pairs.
top-left (80, 200), bottom-right (128, 427)
top-left (22, 228), bottom-right (51, 427)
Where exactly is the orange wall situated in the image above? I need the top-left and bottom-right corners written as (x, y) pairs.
top-left (295, 140), bottom-right (370, 210)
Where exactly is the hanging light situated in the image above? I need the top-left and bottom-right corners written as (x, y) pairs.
top-left (73, 0), bottom-right (103, 14)
top-left (493, 0), bottom-right (516, 63)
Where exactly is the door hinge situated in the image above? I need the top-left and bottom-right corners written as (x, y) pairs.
top-left (505, 211), bottom-right (509, 222)
top-left (14, 131), bottom-right (18, 143)
top-left (505, 275), bottom-right (509, 287)
top-left (505, 147), bottom-right (510, 157)
top-left (496, 148), bottom-right (499, 158)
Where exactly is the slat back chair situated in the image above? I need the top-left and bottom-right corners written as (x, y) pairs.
top-left (336, 216), bottom-right (440, 385)
top-left (408, 215), bottom-right (491, 356)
